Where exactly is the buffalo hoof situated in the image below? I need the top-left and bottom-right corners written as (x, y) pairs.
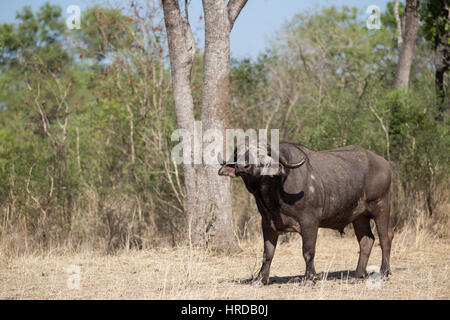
top-left (378, 273), bottom-right (390, 281)
top-left (368, 265), bottom-right (390, 281)
top-left (380, 270), bottom-right (391, 279)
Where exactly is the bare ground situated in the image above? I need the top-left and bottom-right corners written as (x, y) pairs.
top-left (0, 229), bottom-right (448, 300)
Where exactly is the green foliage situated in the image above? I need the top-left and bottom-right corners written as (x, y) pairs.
top-left (381, 1), bottom-right (404, 31)
top-left (0, 3), bottom-right (69, 71)
top-left (79, 6), bottom-right (136, 60)
top-left (420, 0), bottom-right (449, 48)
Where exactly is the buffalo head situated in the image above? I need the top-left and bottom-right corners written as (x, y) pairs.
top-left (218, 143), bottom-right (305, 178)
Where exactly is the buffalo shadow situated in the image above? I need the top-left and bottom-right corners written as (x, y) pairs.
top-left (233, 270), bottom-right (360, 286)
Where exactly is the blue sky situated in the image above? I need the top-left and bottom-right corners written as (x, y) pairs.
top-left (0, 0), bottom-right (392, 59)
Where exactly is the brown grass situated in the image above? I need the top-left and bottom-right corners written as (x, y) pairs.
top-left (1, 227), bottom-right (448, 300)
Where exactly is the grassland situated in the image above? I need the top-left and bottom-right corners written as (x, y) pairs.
top-left (1, 227), bottom-right (448, 300)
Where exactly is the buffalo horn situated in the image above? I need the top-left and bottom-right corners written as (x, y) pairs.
top-left (217, 152), bottom-right (226, 165)
top-left (267, 142), bottom-right (306, 169)
top-left (279, 158), bottom-right (306, 169)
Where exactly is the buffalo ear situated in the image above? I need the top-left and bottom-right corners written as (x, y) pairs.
top-left (218, 165), bottom-right (236, 177)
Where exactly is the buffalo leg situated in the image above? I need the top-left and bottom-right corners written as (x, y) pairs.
top-left (253, 219), bottom-right (278, 285)
top-left (301, 223), bottom-right (318, 281)
top-left (352, 215), bottom-right (375, 278)
top-left (372, 195), bottom-right (393, 277)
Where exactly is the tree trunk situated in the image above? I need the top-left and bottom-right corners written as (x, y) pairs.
top-left (189, 0), bottom-right (244, 253)
top-left (435, 45), bottom-right (449, 112)
top-left (433, 2), bottom-right (449, 113)
top-left (394, 0), bottom-right (421, 92)
top-left (163, 0), bottom-right (202, 249)
top-left (163, 0), bottom-right (247, 253)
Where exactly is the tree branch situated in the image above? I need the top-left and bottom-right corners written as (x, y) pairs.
top-left (369, 104), bottom-right (390, 161)
top-left (394, 0), bottom-right (403, 49)
top-left (394, 0), bottom-right (421, 92)
top-left (227, 0), bottom-right (248, 31)
top-left (163, 0), bottom-right (195, 69)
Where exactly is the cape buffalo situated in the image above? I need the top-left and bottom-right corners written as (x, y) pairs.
top-left (218, 142), bottom-right (393, 285)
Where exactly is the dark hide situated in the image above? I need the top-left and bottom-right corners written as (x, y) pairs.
top-left (218, 143), bottom-right (393, 285)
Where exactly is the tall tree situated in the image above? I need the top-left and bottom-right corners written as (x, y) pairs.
top-left (394, 0), bottom-right (421, 92)
top-left (163, 0), bottom-right (247, 252)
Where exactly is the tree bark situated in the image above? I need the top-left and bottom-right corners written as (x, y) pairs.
top-left (163, 0), bottom-right (247, 253)
top-left (163, 0), bottom-right (201, 250)
top-left (394, 0), bottom-right (421, 92)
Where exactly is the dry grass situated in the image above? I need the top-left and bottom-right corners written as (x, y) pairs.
top-left (0, 228), bottom-right (448, 300)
